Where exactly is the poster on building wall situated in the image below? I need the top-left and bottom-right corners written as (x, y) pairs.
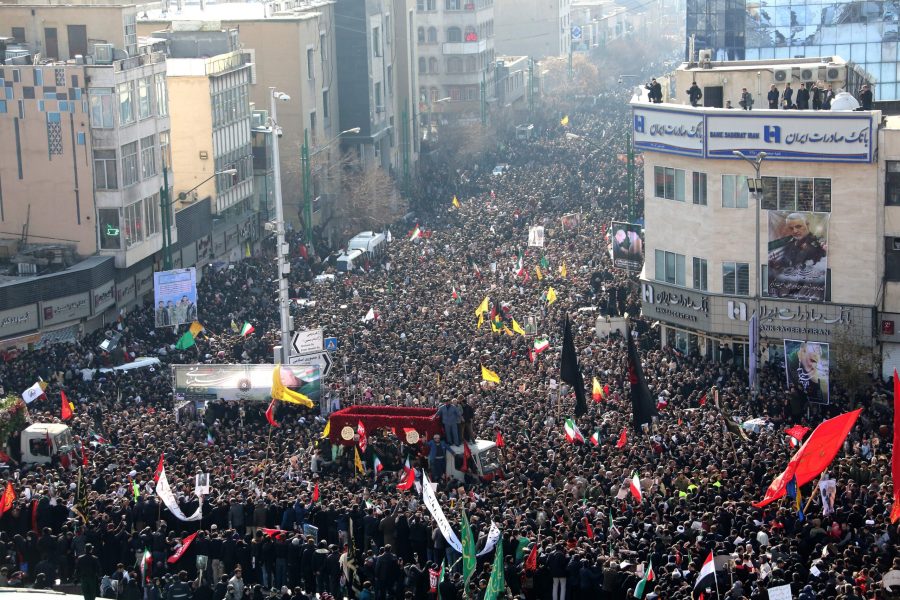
top-left (767, 211), bottom-right (829, 301)
top-left (610, 221), bottom-right (643, 271)
top-left (783, 339), bottom-right (830, 405)
top-left (154, 267), bottom-right (198, 328)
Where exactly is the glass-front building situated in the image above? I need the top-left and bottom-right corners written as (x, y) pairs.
top-left (686, 0), bottom-right (900, 100)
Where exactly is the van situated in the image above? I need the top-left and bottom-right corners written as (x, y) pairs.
top-left (99, 356), bottom-right (161, 373)
top-left (335, 249), bottom-right (365, 272)
top-left (347, 231), bottom-right (386, 259)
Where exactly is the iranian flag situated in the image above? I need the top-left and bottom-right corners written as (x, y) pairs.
top-left (589, 430), bottom-right (600, 446)
top-left (140, 548), bottom-right (152, 582)
top-left (409, 225), bottom-right (422, 241)
top-left (451, 287), bottom-right (461, 304)
top-left (564, 418), bottom-right (584, 444)
top-left (634, 559), bottom-right (655, 599)
top-left (398, 458), bottom-right (415, 491)
top-left (240, 322), bottom-right (255, 337)
top-left (616, 428), bottom-right (627, 449)
top-left (533, 336), bottom-right (550, 354)
top-left (373, 455), bottom-right (384, 473)
top-left (629, 472), bottom-right (642, 502)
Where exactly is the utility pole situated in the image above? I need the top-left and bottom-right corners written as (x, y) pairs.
top-left (301, 128), bottom-right (313, 253)
top-left (270, 88), bottom-right (293, 364)
top-left (160, 163), bottom-right (172, 270)
top-left (402, 98), bottom-right (410, 197)
top-left (627, 128), bottom-right (635, 223)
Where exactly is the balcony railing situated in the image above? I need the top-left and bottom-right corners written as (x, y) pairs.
top-left (443, 39), bottom-right (487, 55)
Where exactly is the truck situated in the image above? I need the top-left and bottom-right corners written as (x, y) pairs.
top-left (347, 231), bottom-right (387, 260)
top-left (20, 423), bottom-right (74, 465)
top-left (326, 405), bottom-right (502, 482)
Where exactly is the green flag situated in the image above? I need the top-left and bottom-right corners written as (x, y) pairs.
top-left (633, 559), bottom-right (654, 599)
top-left (461, 508), bottom-right (477, 595)
top-left (540, 255), bottom-right (550, 270)
top-left (174, 330), bottom-right (195, 350)
top-left (484, 531), bottom-right (506, 600)
top-left (437, 560), bottom-right (446, 600)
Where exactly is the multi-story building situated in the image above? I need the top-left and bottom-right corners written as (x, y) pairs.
top-left (634, 60), bottom-right (900, 386)
top-left (0, 2), bottom-right (171, 270)
top-left (493, 0), bottom-right (571, 60)
top-left (415, 0), bottom-right (496, 126)
top-left (152, 26), bottom-right (257, 260)
top-left (686, 0), bottom-right (900, 100)
top-left (139, 1), bottom-right (341, 234)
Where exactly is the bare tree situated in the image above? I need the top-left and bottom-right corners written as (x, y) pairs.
top-left (326, 158), bottom-right (407, 242)
top-left (830, 326), bottom-right (877, 401)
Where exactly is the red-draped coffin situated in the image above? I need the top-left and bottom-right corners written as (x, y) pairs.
top-left (326, 405), bottom-right (442, 446)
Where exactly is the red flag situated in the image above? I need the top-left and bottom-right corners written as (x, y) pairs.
top-left (153, 453), bottom-right (164, 483)
top-left (0, 451), bottom-right (11, 463)
top-left (699, 393), bottom-right (707, 406)
top-left (785, 424), bottom-right (810, 448)
top-left (524, 543), bottom-right (538, 572)
top-left (31, 499), bottom-right (38, 533)
top-left (357, 421), bottom-right (368, 453)
top-left (82, 445), bottom-right (89, 467)
top-left (0, 482), bottom-right (15, 517)
top-left (61, 391), bottom-right (73, 421)
top-left (167, 531), bottom-right (199, 564)
top-left (312, 482), bottom-right (320, 502)
top-left (616, 428), bottom-right (627, 449)
top-left (265, 399), bottom-right (279, 428)
top-left (495, 431), bottom-right (505, 448)
top-left (461, 442), bottom-right (472, 472)
top-left (260, 528), bottom-right (288, 539)
top-left (754, 409), bottom-right (862, 508)
top-left (398, 458), bottom-right (416, 491)
top-left (892, 370), bottom-right (900, 523)
top-left (582, 516), bottom-right (594, 539)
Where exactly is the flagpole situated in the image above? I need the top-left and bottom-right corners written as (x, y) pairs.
top-left (713, 558), bottom-right (721, 600)
top-left (803, 473), bottom-right (824, 514)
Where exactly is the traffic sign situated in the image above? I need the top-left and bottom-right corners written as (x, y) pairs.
top-left (291, 328), bottom-right (323, 355)
top-left (571, 25), bottom-right (582, 40)
top-left (324, 337), bottom-right (339, 352)
top-left (289, 351), bottom-right (334, 379)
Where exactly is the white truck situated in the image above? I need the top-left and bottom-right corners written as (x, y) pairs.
top-left (20, 423), bottom-right (74, 465)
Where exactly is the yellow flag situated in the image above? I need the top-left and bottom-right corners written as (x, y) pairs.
top-left (271, 365), bottom-right (314, 408)
top-left (512, 319), bottom-right (526, 336)
top-left (503, 326), bottom-right (514, 337)
top-left (546, 287), bottom-right (558, 305)
top-left (481, 365), bottom-right (501, 384)
top-left (354, 447), bottom-right (365, 473)
top-left (535, 266), bottom-right (543, 281)
top-left (560, 115), bottom-right (569, 126)
top-left (477, 313), bottom-right (484, 329)
top-left (592, 377), bottom-right (602, 399)
top-left (560, 262), bottom-right (567, 278)
top-left (475, 296), bottom-right (489, 317)
top-left (452, 195), bottom-right (460, 208)
top-left (321, 420), bottom-right (331, 439)
top-left (189, 321), bottom-right (204, 337)
top-left (490, 319), bottom-right (500, 333)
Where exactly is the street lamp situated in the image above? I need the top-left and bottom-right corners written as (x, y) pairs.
top-left (620, 74), bottom-right (641, 223)
top-left (300, 126), bottom-right (360, 253)
top-left (159, 167), bottom-right (238, 270)
top-left (733, 149), bottom-right (767, 394)
top-left (270, 87), bottom-right (293, 364)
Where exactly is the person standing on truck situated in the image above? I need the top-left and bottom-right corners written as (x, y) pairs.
top-left (426, 435), bottom-right (449, 481)
top-left (436, 399), bottom-right (462, 446)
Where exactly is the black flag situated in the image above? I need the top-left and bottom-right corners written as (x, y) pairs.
top-left (561, 316), bottom-right (588, 417)
top-left (626, 321), bottom-right (657, 431)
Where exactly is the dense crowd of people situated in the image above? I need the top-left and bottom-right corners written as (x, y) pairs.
top-left (0, 60), bottom-right (894, 600)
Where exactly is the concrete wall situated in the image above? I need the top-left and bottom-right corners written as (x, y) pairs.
top-left (494, 0), bottom-right (567, 59)
top-left (0, 4), bottom-right (132, 59)
top-left (167, 74), bottom-right (215, 203)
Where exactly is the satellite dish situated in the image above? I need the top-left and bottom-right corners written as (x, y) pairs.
top-left (830, 91), bottom-right (860, 111)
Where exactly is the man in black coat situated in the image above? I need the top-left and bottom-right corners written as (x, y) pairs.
top-left (374, 544), bottom-right (400, 600)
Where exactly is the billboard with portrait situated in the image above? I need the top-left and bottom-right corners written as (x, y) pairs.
top-left (767, 211), bottom-right (829, 301)
top-left (528, 226), bottom-right (545, 248)
top-left (611, 221), bottom-right (643, 271)
top-left (783, 340), bottom-right (830, 405)
top-left (172, 364), bottom-right (322, 403)
top-left (154, 268), bottom-right (198, 328)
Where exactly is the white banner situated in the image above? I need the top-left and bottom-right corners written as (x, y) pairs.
top-left (477, 521), bottom-right (501, 557)
top-left (157, 468), bottom-right (202, 522)
top-left (528, 226), bottom-right (545, 248)
top-left (422, 474), bottom-right (463, 553)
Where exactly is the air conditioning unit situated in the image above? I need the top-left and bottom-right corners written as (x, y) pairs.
top-left (93, 43), bottom-right (113, 64)
top-left (825, 65), bottom-right (844, 81)
top-left (799, 67), bottom-right (820, 82)
top-left (773, 68), bottom-right (792, 83)
top-left (893, 237), bottom-right (900, 251)
top-left (698, 49), bottom-right (712, 65)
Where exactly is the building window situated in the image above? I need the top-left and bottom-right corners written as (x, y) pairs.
top-left (154, 73), bottom-right (168, 116)
top-left (89, 88), bottom-right (115, 128)
top-left (692, 171), bottom-right (707, 205)
top-left (144, 193), bottom-right (160, 237)
top-left (447, 27), bottom-right (462, 42)
top-left (418, 57), bottom-right (427, 75)
top-left (387, 66), bottom-right (393, 96)
top-left (322, 89), bottom-right (329, 120)
top-left (887, 163), bottom-right (900, 205)
top-left (654, 249), bottom-right (685, 286)
top-left (93, 149), bottom-right (118, 190)
top-left (722, 261), bottom-right (750, 296)
top-left (159, 131), bottom-right (172, 169)
top-left (886, 237), bottom-right (900, 281)
top-left (320, 32), bottom-right (327, 64)
top-left (427, 0), bottom-right (436, 8)
top-left (447, 57), bottom-right (462, 73)
top-left (427, 27), bottom-right (438, 43)
top-left (446, 0), bottom-right (461, 9)
top-left (692, 257), bottom-right (708, 291)
top-left (98, 208), bottom-right (121, 249)
top-left (123, 199), bottom-right (144, 247)
top-left (307, 48), bottom-right (315, 79)
top-left (653, 166), bottom-right (684, 201)
top-left (372, 27), bottom-right (381, 57)
top-left (121, 141), bottom-right (139, 187)
top-left (137, 77), bottom-right (152, 119)
top-left (417, 0), bottom-right (424, 8)
top-left (722, 174), bottom-right (748, 208)
top-left (761, 176), bottom-right (832, 212)
top-left (117, 82), bottom-right (135, 126)
top-left (429, 57), bottom-right (439, 73)
top-left (375, 82), bottom-right (382, 109)
top-left (385, 15), bottom-right (392, 45)
top-left (140, 135), bottom-right (156, 180)
top-left (11, 27), bottom-right (25, 43)
top-left (309, 111), bottom-right (317, 139)
top-left (418, 27), bottom-right (425, 43)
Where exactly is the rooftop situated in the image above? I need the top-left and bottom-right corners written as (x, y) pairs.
top-left (139, 0), bottom-right (331, 23)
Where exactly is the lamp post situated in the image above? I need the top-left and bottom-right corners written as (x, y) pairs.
top-left (300, 126), bottom-right (362, 253)
top-left (733, 149), bottom-right (767, 394)
top-left (620, 74), bottom-right (640, 223)
top-left (270, 87), bottom-right (293, 364)
top-left (159, 165), bottom-right (237, 271)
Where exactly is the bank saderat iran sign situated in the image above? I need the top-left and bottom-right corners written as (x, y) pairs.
top-left (633, 104), bottom-right (876, 163)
